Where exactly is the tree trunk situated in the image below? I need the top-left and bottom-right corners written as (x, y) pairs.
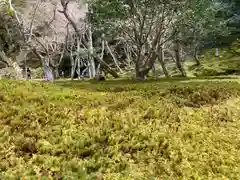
top-left (24, 53), bottom-right (28, 80)
top-left (215, 48), bottom-right (219, 57)
top-left (70, 57), bottom-right (75, 79)
top-left (175, 40), bottom-right (186, 77)
top-left (87, 60), bottom-right (92, 78)
top-left (76, 58), bottom-right (81, 80)
top-left (135, 69), bottom-right (149, 80)
top-left (76, 38), bottom-right (81, 80)
top-left (193, 47), bottom-right (200, 65)
top-left (135, 47), bottom-right (158, 80)
top-left (71, 57), bottom-right (77, 80)
top-left (53, 66), bottom-right (60, 79)
top-left (158, 46), bottom-right (169, 77)
top-left (136, 70), bottom-right (146, 80)
top-left (95, 55), bottom-right (119, 78)
top-left (105, 40), bottom-right (123, 73)
top-left (152, 62), bottom-right (157, 79)
top-left (124, 45), bottom-right (132, 67)
top-left (96, 39), bottom-right (104, 75)
top-left (81, 67), bottom-right (88, 78)
top-left (96, 63), bottom-right (101, 75)
top-left (135, 62), bottom-right (149, 80)
top-left (88, 12), bottom-right (96, 78)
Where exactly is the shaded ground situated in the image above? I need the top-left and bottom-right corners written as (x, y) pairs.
top-left (56, 76), bottom-right (240, 92)
top-left (0, 78), bottom-right (240, 179)
top-left (185, 41), bottom-right (240, 77)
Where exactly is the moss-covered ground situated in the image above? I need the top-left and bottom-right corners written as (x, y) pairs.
top-left (0, 78), bottom-right (240, 179)
top-left (186, 40), bottom-right (240, 77)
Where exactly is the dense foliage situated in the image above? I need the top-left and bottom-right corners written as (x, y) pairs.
top-left (0, 79), bottom-right (240, 179)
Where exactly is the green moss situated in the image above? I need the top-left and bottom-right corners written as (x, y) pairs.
top-left (186, 40), bottom-right (240, 77)
top-left (0, 79), bottom-right (240, 179)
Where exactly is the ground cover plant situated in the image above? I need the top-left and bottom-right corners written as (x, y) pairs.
top-left (0, 78), bottom-right (240, 179)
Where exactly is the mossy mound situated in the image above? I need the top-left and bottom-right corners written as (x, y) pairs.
top-left (0, 79), bottom-right (240, 179)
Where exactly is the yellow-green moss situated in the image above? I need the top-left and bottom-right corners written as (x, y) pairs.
top-left (0, 78), bottom-right (240, 179)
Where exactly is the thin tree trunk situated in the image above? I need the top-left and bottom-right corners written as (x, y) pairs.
top-left (105, 40), bottom-right (123, 73)
top-left (53, 66), bottom-right (60, 79)
top-left (193, 47), bottom-right (200, 65)
top-left (77, 58), bottom-right (81, 79)
top-left (158, 46), bottom-right (169, 77)
top-left (71, 57), bottom-right (77, 80)
top-left (87, 60), bottom-right (92, 78)
top-left (215, 48), bottom-right (220, 57)
top-left (81, 67), bottom-right (88, 78)
top-left (24, 55), bottom-right (28, 80)
top-left (100, 39), bottom-right (105, 60)
top-left (152, 62), bottom-right (157, 79)
top-left (70, 51), bottom-right (75, 79)
top-left (175, 39), bottom-right (186, 77)
top-left (24, 68), bottom-right (27, 79)
top-left (124, 45), bottom-right (132, 67)
top-left (76, 38), bottom-right (81, 80)
top-left (96, 39), bottom-right (105, 75)
top-left (87, 10), bottom-right (96, 78)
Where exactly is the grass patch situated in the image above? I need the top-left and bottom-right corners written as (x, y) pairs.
top-left (0, 78), bottom-right (240, 179)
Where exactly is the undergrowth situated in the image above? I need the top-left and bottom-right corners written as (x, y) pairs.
top-left (0, 79), bottom-right (240, 179)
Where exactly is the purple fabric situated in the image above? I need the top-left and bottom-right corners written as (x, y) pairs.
top-left (44, 65), bottom-right (54, 81)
